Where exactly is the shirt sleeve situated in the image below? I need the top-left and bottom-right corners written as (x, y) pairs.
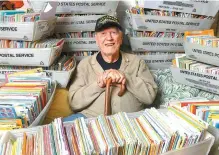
top-left (125, 59), bottom-right (158, 105)
top-left (68, 65), bottom-right (105, 112)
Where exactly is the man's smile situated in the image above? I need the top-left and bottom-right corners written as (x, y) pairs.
top-left (105, 43), bottom-right (115, 46)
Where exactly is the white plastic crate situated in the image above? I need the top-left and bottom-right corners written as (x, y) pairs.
top-left (0, 81), bottom-right (56, 129)
top-left (29, 81), bottom-right (57, 127)
top-left (0, 66), bottom-right (75, 88)
top-left (55, 15), bottom-right (104, 32)
top-left (129, 37), bottom-right (184, 51)
top-left (0, 109), bottom-right (215, 155)
top-left (137, 0), bottom-right (219, 16)
top-left (0, 18), bottom-right (56, 41)
top-left (162, 132), bottom-right (214, 155)
top-left (0, 130), bottom-right (215, 155)
top-left (208, 126), bottom-right (219, 155)
top-left (0, 39), bottom-right (64, 67)
top-left (44, 67), bottom-right (75, 88)
top-left (184, 41), bottom-right (219, 67)
top-left (28, 0), bottom-right (119, 14)
top-left (63, 38), bottom-right (98, 52)
top-left (171, 66), bottom-right (219, 95)
top-left (126, 12), bottom-right (214, 32)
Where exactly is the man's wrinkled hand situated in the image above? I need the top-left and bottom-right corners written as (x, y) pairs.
top-left (105, 69), bottom-right (126, 85)
top-left (97, 69), bottom-right (126, 88)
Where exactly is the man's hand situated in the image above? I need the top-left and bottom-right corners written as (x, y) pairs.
top-left (97, 69), bottom-right (126, 88)
top-left (106, 69), bottom-right (126, 85)
top-left (97, 70), bottom-right (110, 88)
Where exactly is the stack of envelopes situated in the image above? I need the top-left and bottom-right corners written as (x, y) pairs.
top-left (0, 105), bottom-right (209, 155)
top-left (0, 68), bottom-right (52, 129)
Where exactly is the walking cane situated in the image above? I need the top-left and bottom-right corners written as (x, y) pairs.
top-left (104, 78), bottom-right (126, 116)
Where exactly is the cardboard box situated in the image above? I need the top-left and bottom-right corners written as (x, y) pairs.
top-left (63, 38), bottom-right (98, 52)
top-left (0, 65), bottom-right (75, 88)
top-left (29, 0), bottom-right (119, 14)
top-left (184, 41), bottom-right (219, 67)
top-left (55, 15), bottom-right (104, 32)
top-left (0, 39), bottom-right (64, 67)
top-left (0, 18), bottom-right (56, 41)
top-left (171, 66), bottom-right (219, 95)
top-left (136, 52), bottom-right (176, 70)
top-left (137, 0), bottom-right (219, 16)
top-left (129, 37), bottom-right (184, 51)
top-left (127, 13), bottom-right (214, 32)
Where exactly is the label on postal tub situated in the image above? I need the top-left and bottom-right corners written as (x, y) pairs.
top-left (171, 66), bottom-right (219, 95)
top-left (130, 37), bottom-right (184, 51)
top-left (0, 48), bottom-right (54, 66)
top-left (0, 23), bottom-right (34, 40)
top-left (29, 0), bottom-right (118, 14)
top-left (137, 0), bottom-right (219, 16)
top-left (128, 13), bottom-right (214, 32)
top-left (184, 41), bottom-right (219, 67)
top-left (63, 38), bottom-right (98, 52)
top-left (55, 15), bottom-right (104, 32)
top-left (137, 52), bottom-right (176, 70)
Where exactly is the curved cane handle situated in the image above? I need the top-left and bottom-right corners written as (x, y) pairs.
top-left (118, 83), bottom-right (126, 96)
top-left (104, 78), bottom-right (126, 116)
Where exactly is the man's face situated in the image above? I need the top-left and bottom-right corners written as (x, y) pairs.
top-left (95, 27), bottom-right (123, 56)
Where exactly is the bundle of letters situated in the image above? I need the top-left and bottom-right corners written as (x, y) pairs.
top-left (128, 7), bottom-right (214, 19)
top-left (0, 55), bottom-right (75, 72)
top-left (0, 10), bottom-right (41, 22)
top-left (186, 33), bottom-right (219, 48)
top-left (170, 101), bottom-right (219, 129)
top-left (0, 38), bottom-right (63, 48)
top-left (173, 54), bottom-right (219, 75)
top-left (130, 30), bottom-right (184, 38)
top-left (0, 105), bottom-right (209, 155)
top-left (0, 68), bottom-right (52, 130)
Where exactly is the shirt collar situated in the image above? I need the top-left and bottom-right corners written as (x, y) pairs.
top-left (91, 51), bottom-right (129, 74)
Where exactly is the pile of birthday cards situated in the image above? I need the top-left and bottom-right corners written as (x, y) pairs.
top-left (169, 100), bottom-right (219, 129)
top-left (0, 68), bottom-right (53, 130)
top-left (0, 105), bottom-right (208, 155)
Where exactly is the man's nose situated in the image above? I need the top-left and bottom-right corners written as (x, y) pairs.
top-left (106, 32), bottom-right (113, 40)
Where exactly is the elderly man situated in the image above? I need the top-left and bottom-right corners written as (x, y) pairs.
top-left (64, 15), bottom-right (157, 121)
